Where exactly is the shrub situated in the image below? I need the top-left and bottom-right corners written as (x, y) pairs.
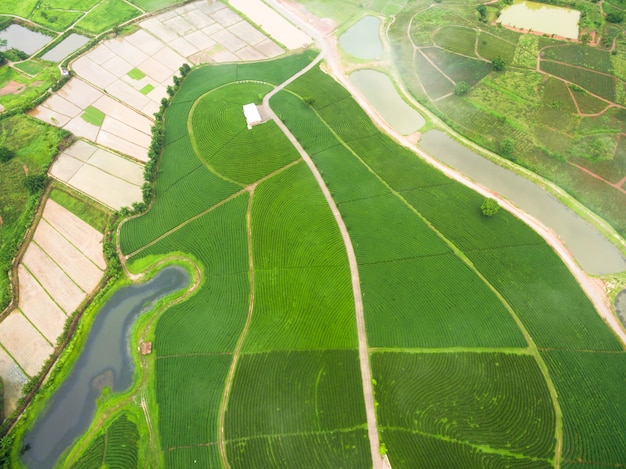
top-left (0, 147), bottom-right (15, 163)
top-left (23, 174), bottom-right (47, 194)
top-left (454, 81), bottom-right (469, 96)
top-left (481, 198), bottom-right (501, 216)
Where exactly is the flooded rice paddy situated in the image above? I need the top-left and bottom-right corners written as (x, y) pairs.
top-left (350, 69), bottom-right (425, 135)
top-left (497, 0), bottom-right (580, 39)
top-left (419, 130), bottom-right (626, 275)
top-left (339, 15), bottom-right (383, 59)
top-left (22, 266), bottom-right (190, 469)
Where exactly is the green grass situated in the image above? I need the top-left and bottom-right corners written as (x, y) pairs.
top-left (12, 61), bottom-right (46, 76)
top-left (49, 186), bottom-right (109, 232)
top-left (0, 0), bottom-right (38, 17)
top-left (0, 65), bottom-right (59, 111)
top-left (373, 352), bottom-right (556, 461)
top-left (80, 105), bottom-right (105, 126)
top-left (126, 0), bottom-right (185, 11)
top-left (74, 0), bottom-right (141, 34)
top-left (139, 83), bottom-right (154, 95)
top-left (30, 8), bottom-right (84, 31)
top-left (71, 413), bottom-right (139, 469)
top-left (511, 34), bottom-right (539, 68)
top-left (423, 47), bottom-right (492, 86)
top-left (542, 44), bottom-right (613, 74)
top-left (433, 26), bottom-right (477, 57)
top-left (127, 67), bottom-right (146, 80)
top-left (541, 61), bottom-right (616, 102)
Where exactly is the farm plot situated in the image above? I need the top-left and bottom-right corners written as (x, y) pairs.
top-left (433, 26), bottom-right (477, 57)
top-left (540, 61), bottom-right (616, 102)
top-left (422, 47), bottom-right (491, 86)
top-left (50, 140), bottom-right (143, 210)
top-left (243, 163), bottom-right (356, 352)
top-left (543, 351), bottom-right (626, 466)
top-left (372, 352), bottom-right (556, 463)
top-left (224, 350), bottom-right (366, 437)
top-left (71, 413), bottom-right (139, 469)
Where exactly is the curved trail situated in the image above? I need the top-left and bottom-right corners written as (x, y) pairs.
top-left (263, 52), bottom-right (385, 469)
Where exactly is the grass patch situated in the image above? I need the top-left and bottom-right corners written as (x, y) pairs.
top-left (139, 83), bottom-right (154, 95)
top-left (126, 0), bottom-right (184, 11)
top-left (49, 186), bottom-right (110, 232)
top-left (74, 0), bottom-right (141, 34)
top-left (0, 0), bottom-right (38, 17)
top-left (127, 67), bottom-right (145, 80)
top-left (30, 8), bottom-right (84, 32)
top-left (12, 61), bottom-right (46, 76)
top-left (80, 105), bottom-right (105, 126)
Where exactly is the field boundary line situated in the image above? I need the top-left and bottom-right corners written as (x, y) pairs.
top-left (218, 188), bottom-right (256, 468)
top-left (16, 308), bottom-right (54, 348)
top-left (370, 347), bottom-right (532, 354)
top-left (225, 423), bottom-right (368, 444)
top-left (264, 52), bottom-right (385, 468)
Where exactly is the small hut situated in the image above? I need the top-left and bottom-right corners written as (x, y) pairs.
top-left (243, 103), bottom-right (262, 129)
top-left (140, 341), bottom-right (152, 355)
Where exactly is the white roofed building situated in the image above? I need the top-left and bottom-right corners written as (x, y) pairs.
top-left (243, 103), bottom-right (262, 129)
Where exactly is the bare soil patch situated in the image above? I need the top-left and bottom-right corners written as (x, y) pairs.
top-left (0, 311), bottom-right (53, 377)
top-left (0, 81), bottom-right (25, 96)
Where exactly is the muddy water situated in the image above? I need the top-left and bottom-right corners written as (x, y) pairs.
top-left (22, 266), bottom-right (190, 469)
top-left (497, 0), bottom-right (580, 39)
top-left (339, 15), bottom-right (383, 59)
top-left (41, 33), bottom-right (89, 62)
top-left (419, 130), bottom-right (626, 275)
top-left (0, 24), bottom-right (53, 56)
top-left (616, 290), bottom-right (626, 329)
top-left (350, 69), bottom-right (425, 135)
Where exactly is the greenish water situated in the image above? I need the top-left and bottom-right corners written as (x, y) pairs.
top-left (350, 69), bottom-right (425, 135)
top-left (339, 16), bottom-right (383, 60)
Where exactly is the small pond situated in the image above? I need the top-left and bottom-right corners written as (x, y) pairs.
top-left (0, 24), bottom-right (53, 56)
top-left (497, 0), bottom-right (580, 40)
top-left (22, 266), bottom-right (190, 469)
top-left (339, 15), bottom-right (383, 60)
top-left (616, 290), bottom-right (626, 329)
top-left (41, 33), bottom-right (89, 62)
top-left (350, 69), bottom-right (425, 135)
top-left (419, 130), bottom-right (626, 275)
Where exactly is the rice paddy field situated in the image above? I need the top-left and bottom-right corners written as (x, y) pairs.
top-left (385, 0), bottom-right (626, 239)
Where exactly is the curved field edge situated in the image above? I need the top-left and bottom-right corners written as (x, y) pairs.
top-left (272, 64), bottom-right (626, 466)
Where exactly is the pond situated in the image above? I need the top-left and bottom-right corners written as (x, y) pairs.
top-left (497, 0), bottom-right (580, 40)
top-left (41, 34), bottom-right (89, 62)
top-left (0, 24), bottom-right (53, 56)
top-left (350, 69), bottom-right (425, 135)
top-left (339, 15), bottom-right (383, 60)
top-left (419, 130), bottom-right (626, 275)
top-left (21, 266), bottom-right (190, 469)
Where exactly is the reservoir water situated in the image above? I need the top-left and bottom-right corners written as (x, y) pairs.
top-left (339, 16), bottom-right (383, 59)
top-left (419, 130), bottom-right (626, 275)
top-left (22, 266), bottom-right (190, 469)
top-left (350, 69), bottom-right (425, 135)
top-left (41, 34), bottom-right (89, 62)
top-left (497, 0), bottom-right (580, 39)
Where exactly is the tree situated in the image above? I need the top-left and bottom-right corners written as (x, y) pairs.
top-left (476, 4), bottom-right (487, 20)
top-left (607, 11), bottom-right (624, 23)
top-left (481, 197), bottom-right (501, 216)
top-left (0, 147), bottom-right (14, 163)
top-left (454, 81), bottom-right (470, 96)
top-left (492, 55), bottom-right (505, 71)
top-left (499, 137), bottom-right (514, 156)
top-left (23, 174), bottom-right (47, 194)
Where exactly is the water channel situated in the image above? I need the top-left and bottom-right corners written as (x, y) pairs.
top-left (0, 24), bottom-right (53, 56)
top-left (350, 69), bottom-right (425, 135)
top-left (22, 266), bottom-right (190, 469)
top-left (616, 291), bottom-right (626, 328)
top-left (338, 15), bottom-right (383, 60)
top-left (497, 0), bottom-right (580, 39)
top-left (419, 131), bottom-right (626, 275)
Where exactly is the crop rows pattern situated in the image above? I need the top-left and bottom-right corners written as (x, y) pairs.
top-left (72, 414), bottom-right (139, 469)
top-left (541, 61), bottom-right (616, 102)
top-left (372, 352), bottom-right (556, 460)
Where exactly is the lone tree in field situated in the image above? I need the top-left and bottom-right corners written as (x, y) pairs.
top-left (481, 197), bottom-right (501, 216)
top-left (455, 81), bottom-right (470, 96)
top-left (499, 137), bottom-right (514, 156)
top-left (492, 55), bottom-right (506, 71)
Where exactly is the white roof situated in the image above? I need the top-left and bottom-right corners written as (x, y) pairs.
top-left (243, 103), bottom-right (261, 126)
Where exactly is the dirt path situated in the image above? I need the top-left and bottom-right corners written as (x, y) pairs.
top-left (262, 27), bottom-right (384, 466)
